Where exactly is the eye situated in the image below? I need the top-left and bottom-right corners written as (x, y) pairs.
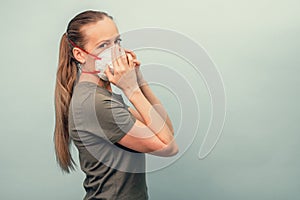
top-left (115, 38), bottom-right (122, 44)
top-left (98, 42), bottom-right (109, 48)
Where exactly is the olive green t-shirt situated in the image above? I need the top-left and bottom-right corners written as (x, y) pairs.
top-left (68, 81), bottom-right (148, 200)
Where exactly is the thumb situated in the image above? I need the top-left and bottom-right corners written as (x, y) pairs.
top-left (104, 65), bottom-right (114, 83)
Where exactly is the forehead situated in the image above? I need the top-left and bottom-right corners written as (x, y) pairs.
top-left (81, 17), bottom-right (119, 50)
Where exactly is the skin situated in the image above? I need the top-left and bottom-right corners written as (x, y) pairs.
top-left (73, 17), bottom-right (139, 90)
top-left (72, 16), bottom-right (178, 156)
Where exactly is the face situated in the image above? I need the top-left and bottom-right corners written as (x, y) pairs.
top-left (73, 16), bottom-right (120, 65)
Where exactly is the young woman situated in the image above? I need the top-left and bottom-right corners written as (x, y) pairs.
top-left (54, 10), bottom-right (178, 200)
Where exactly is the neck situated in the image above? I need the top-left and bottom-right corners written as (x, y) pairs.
top-left (78, 73), bottom-right (112, 92)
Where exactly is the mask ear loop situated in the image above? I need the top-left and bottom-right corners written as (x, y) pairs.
top-left (67, 35), bottom-right (102, 74)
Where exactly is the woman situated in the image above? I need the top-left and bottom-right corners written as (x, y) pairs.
top-left (54, 10), bottom-right (178, 200)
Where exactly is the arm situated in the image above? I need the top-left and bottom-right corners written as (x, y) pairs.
top-left (128, 106), bottom-right (145, 123)
top-left (140, 82), bottom-right (174, 134)
top-left (126, 89), bottom-right (178, 157)
top-left (120, 88), bottom-right (178, 156)
top-left (127, 80), bottom-right (174, 135)
top-left (126, 49), bottom-right (174, 134)
top-left (104, 47), bottom-right (178, 156)
top-left (128, 89), bottom-right (174, 145)
top-left (127, 84), bottom-right (174, 131)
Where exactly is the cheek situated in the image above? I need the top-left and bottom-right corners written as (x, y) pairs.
top-left (84, 56), bottom-right (97, 69)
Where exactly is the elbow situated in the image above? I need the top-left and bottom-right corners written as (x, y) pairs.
top-left (166, 142), bottom-right (179, 157)
top-left (154, 141), bottom-right (179, 157)
top-left (172, 145), bottom-right (179, 156)
top-left (164, 135), bottom-right (178, 156)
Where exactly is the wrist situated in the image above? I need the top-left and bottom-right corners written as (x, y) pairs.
top-left (138, 79), bottom-right (148, 87)
top-left (123, 84), bottom-right (142, 100)
top-left (136, 68), bottom-right (147, 87)
top-left (127, 87), bottom-right (142, 102)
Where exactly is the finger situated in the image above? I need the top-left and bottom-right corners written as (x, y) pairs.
top-left (120, 54), bottom-right (129, 68)
top-left (104, 65), bottom-right (114, 83)
top-left (126, 53), bottom-right (134, 68)
top-left (125, 49), bottom-right (137, 59)
top-left (133, 59), bottom-right (141, 67)
top-left (118, 46), bottom-right (129, 68)
top-left (112, 45), bottom-right (120, 72)
top-left (130, 51), bottom-right (137, 59)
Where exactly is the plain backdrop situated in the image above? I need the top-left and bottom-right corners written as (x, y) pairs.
top-left (0, 0), bottom-right (299, 199)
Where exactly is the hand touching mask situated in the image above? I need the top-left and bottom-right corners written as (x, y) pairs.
top-left (95, 44), bottom-right (126, 81)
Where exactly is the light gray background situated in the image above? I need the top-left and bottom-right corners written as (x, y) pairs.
top-left (0, 0), bottom-right (299, 199)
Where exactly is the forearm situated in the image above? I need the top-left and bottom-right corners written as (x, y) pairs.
top-left (128, 89), bottom-right (174, 145)
top-left (140, 83), bottom-right (175, 135)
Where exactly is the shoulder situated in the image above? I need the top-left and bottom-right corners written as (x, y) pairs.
top-left (71, 81), bottom-right (129, 115)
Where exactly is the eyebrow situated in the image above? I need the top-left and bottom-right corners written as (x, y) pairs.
top-left (95, 34), bottom-right (121, 47)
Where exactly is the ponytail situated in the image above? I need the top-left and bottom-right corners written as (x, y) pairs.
top-left (53, 10), bottom-right (114, 173)
top-left (54, 33), bottom-right (78, 173)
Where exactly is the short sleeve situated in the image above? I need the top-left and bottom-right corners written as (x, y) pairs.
top-left (94, 93), bottom-right (136, 144)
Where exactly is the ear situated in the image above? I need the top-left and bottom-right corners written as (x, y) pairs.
top-left (72, 47), bottom-right (86, 64)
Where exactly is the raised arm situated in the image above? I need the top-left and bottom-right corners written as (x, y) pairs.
top-left (104, 46), bottom-right (178, 157)
top-left (126, 49), bottom-right (174, 134)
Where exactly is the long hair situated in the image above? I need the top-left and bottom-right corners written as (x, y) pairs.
top-left (54, 10), bottom-right (113, 173)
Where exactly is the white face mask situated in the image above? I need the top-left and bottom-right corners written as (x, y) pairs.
top-left (95, 44), bottom-right (126, 81)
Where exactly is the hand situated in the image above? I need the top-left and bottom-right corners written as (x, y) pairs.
top-left (124, 49), bottom-right (147, 87)
top-left (105, 45), bottom-right (140, 98)
top-left (124, 49), bottom-right (141, 67)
